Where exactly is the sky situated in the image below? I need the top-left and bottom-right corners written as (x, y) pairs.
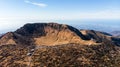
top-left (0, 0), bottom-right (120, 33)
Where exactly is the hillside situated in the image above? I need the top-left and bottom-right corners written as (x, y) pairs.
top-left (0, 23), bottom-right (120, 46)
top-left (0, 43), bottom-right (120, 67)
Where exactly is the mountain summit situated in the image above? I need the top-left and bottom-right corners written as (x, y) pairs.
top-left (0, 23), bottom-right (120, 46)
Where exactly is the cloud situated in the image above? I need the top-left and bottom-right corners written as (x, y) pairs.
top-left (24, 0), bottom-right (47, 8)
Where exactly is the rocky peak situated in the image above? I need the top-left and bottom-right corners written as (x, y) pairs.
top-left (15, 23), bottom-right (86, 39)
top-left (14, 23), bottom-right (91, 45)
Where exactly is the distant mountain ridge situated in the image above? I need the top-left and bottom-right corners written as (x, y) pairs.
top-left (0, 23), bottom-right (120, 46)
top-left (0, 33), bottom-right (4, 38)
top-left (111, 31), bottom-right (120, 37)
top-left (0, 34), bottom-right (1, 37)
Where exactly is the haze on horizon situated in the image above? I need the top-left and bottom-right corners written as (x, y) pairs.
top-left (0, 0), bottom-right (120, 33)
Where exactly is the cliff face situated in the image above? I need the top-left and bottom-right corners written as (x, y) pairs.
top-left (0, 23), bottom-right (120, 46)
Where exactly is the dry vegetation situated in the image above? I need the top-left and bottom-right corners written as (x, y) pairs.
top-left (0, 45), bottom-right (28, 67)
top-left (0, 43), bottom-right (120, 67)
